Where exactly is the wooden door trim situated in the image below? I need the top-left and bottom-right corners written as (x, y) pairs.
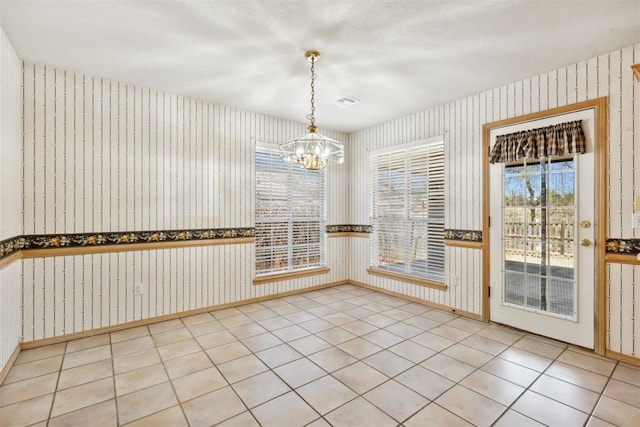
top-left (481, 97), bottom-right (608, 354)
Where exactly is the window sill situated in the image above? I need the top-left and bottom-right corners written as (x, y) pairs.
top-left (367, 267), bottom-right (447, 291)
top-left (253, 267), bottom-right (330, 285)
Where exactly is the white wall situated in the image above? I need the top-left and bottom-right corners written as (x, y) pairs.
top-left (0, 26), bottom-right (23, 369)
top-left (349, 44), bottom-right (640, 357)
top-left (20, 62), bottom-right (349, 341)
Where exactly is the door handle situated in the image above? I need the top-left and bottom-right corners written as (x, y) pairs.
top-left (580, 239), bottom-right (592, 247)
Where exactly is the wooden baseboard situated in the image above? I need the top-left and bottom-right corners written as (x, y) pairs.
top-left (605, 349), bottom-right (640, 367)
top-left (349, 280), bottom-right (483, 321)
top-left (21, 280), bottom-right (348, 350)
top-left (0, 344), bottom-right (21, 384)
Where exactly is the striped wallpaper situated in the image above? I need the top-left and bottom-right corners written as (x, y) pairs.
top-left (19, 61), bottom-right (349, 342)
top-left (0, 26), bottom-right (22, 371)
top-left (21, 65), bottom-right (346, 234)
top-left (607, 263), bottom-right (638, 358)
top-left (349, 44), bottom-right (640, 357)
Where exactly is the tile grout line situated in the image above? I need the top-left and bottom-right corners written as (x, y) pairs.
top-left (252, 292), bottom-right (343, 425)
top-left (230, 290), bottom-right (480, 425)
top-left (248, 291), bottom-right (391, 424)
top-left (486, 333), bottom-right (620, 425)
top-left (110, 328), bottom-right (122, 426)
top-left (45, 341), bottom-right (67, 424)
top-left (148, 318), bottom-right (248, 426)
top-left (272, 292), bottom-right (457, 424)
top-left (584, 356), bottom-right (620, 423)
top-left (193, 311), bottom-right (279, 425)
top-left (195, 298), bottom-right (420, 427)
top-left (486, 332), bottom-right (566, 426)
top-left (158, 318), bottom-right (197, 426)
top-left (390, 321), bottom-right (503, 426)
top-left (296, 290), bottom-right (417, 424)
top-left (238, 290), bottom-right (364, 424)
top-left (238, 289), bottom-right (416, 424)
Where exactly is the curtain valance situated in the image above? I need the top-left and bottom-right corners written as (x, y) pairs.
top-left (489, 120), bottom-right (586, 164)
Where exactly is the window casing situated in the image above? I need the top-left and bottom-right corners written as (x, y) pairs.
top-left (255, 143), bottom-right (326, 276)
top-left (370, 138), bottom-right (445, 282)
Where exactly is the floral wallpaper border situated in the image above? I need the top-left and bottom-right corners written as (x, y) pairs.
top-left (444, 229), bottom-right (483, 242)
top-left (3, 229), bottom-right (638, 261)
top-left (0, 235), bottom-right (23, 259)
top-left (326, 225), bottom-right (373, 234)
top-left (0, 227), bottom-right (256, 261)
top-left (606, 238), bottom-right (640, 255)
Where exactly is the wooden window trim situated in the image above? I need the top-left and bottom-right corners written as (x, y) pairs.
top-left (367, 267), bottom-right (447, 291)
top-left (253, 267), bottom-right (330, 285)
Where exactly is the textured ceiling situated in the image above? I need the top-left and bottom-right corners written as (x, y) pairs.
top-left (1, 0), bottom-right (639, 133)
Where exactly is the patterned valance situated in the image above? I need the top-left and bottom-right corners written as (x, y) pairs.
top-left (489, 120), bottom-right (586, 164)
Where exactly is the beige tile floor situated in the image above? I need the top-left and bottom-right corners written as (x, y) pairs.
top-left (1, 284), bottom-right (639, 426)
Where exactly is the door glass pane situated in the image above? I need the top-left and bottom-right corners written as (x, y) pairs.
top-left (547, 278), bottom-right (575, 316)
top-left (502, 158), bottom-right (577, 318)
top-left (525, 275), bottom-right (542, 310)
top-left (504, 271), bottom-right (525, 305)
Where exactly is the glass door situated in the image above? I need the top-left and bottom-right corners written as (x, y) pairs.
top-left (489, 114), bottom-right (595, 349)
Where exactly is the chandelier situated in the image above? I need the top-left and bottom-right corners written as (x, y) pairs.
top-left (280, 50), bottom-right (344, 170)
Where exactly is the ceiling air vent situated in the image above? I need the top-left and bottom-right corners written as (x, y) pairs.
top-left (336, 96), bottom-right (359, 106)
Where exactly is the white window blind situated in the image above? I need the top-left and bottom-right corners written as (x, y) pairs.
top-left (370, 139), bottom-right (445, 282)
top-left (255, 144), bottom-right (326, 276)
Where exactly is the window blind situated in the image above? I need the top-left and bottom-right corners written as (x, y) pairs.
top-left (255, 145), bottom-right (326, 276)
top-left (370, 139), bottom-right (445, 282)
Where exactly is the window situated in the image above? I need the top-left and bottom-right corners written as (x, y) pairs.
top-left (255, 143), bottom-right (326, 276)
top-left (370, 138), bottom-right (445, 283)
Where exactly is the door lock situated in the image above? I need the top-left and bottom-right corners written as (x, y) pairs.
top-left (580, 238), bottom-right (592, 247)
top-left (580, 220), bottom-right (591, 228)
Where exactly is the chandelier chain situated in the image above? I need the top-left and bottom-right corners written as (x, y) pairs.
top-left (308, 56), bottom-right (316, 126)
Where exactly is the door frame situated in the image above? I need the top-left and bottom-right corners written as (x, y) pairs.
top-left (481, 97), bottom-right (608, 354)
